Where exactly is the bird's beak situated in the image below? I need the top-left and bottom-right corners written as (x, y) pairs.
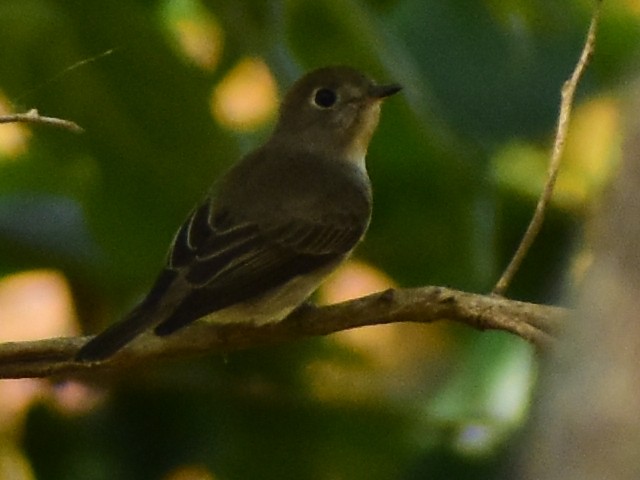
top-left (369, 83), bottom-right (403, 99)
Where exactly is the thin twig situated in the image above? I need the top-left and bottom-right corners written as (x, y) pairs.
top-left (493, 1), bottom-right (602, 296)
top-left (12, 48), bottom-right (115, 104)
top-left (0, 109), bottom-right (84, 134)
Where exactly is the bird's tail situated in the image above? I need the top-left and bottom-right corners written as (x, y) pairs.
top-left (75, 304), bottom-right (154, 362)
top-left (75, 270), bottom-right (178, 362)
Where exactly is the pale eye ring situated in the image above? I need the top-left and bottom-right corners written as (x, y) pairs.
top-left (312, 88), bottom-right (338, 108)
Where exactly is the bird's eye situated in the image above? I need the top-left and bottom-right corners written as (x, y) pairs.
top-left (313, 88), bottom-right (337, 108)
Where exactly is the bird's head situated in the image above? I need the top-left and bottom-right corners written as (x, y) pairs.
top-left (271, 66), bottom-right (402, 166)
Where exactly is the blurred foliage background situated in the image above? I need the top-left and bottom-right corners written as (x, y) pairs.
top-left (0, 0), bottom-right (638, 479)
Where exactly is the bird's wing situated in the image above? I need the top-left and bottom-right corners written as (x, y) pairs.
top-left (74, 197), bottom-right (365, 361)
top-left (152, 197), bottom-right (366, 335)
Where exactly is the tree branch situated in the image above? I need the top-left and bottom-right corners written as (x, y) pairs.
top-left (493, 0), bottom-right (602, 295)
top-left (0, 109), bottom-right (84, 133)
top-left (0, 286), bottom-right (566, 380)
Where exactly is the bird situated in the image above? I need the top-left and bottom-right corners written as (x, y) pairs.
top-left (75, 66), bottom-right (401, 362)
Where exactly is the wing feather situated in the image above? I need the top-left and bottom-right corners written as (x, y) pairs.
top-left (153, 207), bottom-right (366, 335)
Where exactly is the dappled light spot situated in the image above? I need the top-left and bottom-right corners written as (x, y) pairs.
top-left (454, 423), bottom-right (498, 456)
top-left (210, 58), bottom-right (278, 131)
top-left (50, 381), bottom-right (105, 416)
top-left (317, 258), bottom-right (394, 303)
top-left (0, 92), bottom-right (30, 158)
top-left (0, 270), bottom-right (79, 341)
top-left (308, 260), bottom-right (453, 404)
top-left (160, 0), bottom-right (224, 71)
top-left (491, 96), bottom-right (620, 212)
top-left (0, 270), bottom-right (96, 432)
top-left (0, 443), bottom-right (34, 480)
top-left (163, 464), bottom-right (217, 480)
top-left (428, 338), bottom-right (535, 457)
